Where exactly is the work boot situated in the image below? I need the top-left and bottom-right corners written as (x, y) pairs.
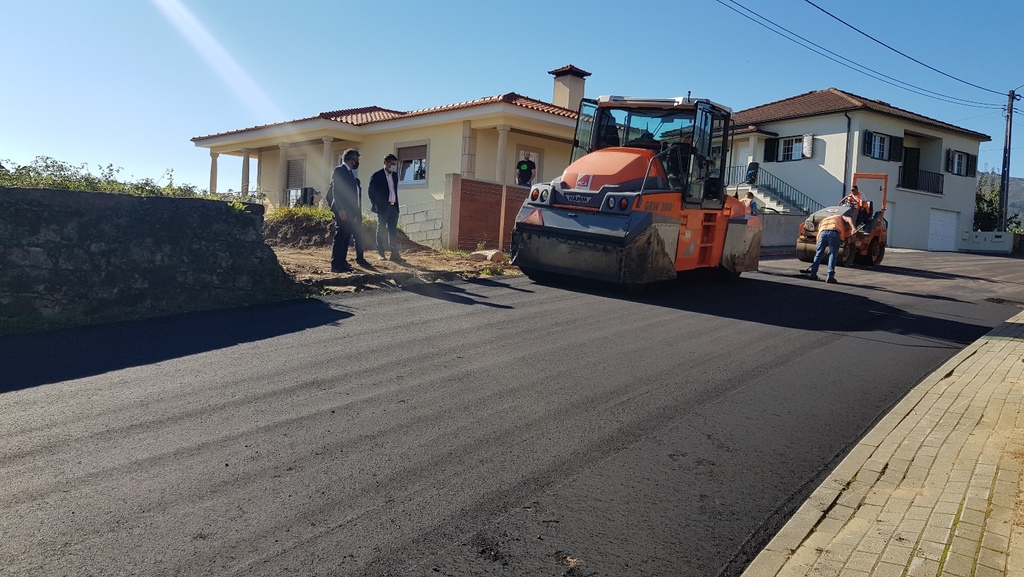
top-left (807, 274), bottom-right (819, 281)
top-left (826, 276), bottom-right (838, 284)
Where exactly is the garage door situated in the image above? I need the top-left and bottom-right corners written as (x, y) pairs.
top-left (927, 209), bottom-right (958, 251)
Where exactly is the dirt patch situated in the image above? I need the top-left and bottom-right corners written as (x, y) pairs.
top-left (264, 217), bottom-right (518, 294)
top-left (1010, 444), bottom-right (1024, 527)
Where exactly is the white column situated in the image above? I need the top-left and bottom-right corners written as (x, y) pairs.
top-left (277, 144), bottom-right (288, 208)
top-left (461, 121), bottom-right (476, 178)
top-left (256, 151), bottom-right (263, 203)
top-left (321, 137), bottom-right (334, 199)
top-left (495, 125), bottom-right (509, 184)
top-left (240, 148), bottom-right (250, 198)
top-left (209, 152), bottom-right (219, 195)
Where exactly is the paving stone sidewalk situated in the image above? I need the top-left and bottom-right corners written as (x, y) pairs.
top-left (743, 310), bottom-right (1024, 577)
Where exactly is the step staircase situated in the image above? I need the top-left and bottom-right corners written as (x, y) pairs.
top-left (724, 166), bottom-right (824, 215)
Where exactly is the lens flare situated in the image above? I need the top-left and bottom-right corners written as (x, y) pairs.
top-left (151, 0), bottom-right (283, 122)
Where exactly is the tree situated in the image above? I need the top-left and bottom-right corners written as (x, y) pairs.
top-left (975, 169), bottom-right (1022, 232)
top-left (0, 156), bottom-right (206, 198)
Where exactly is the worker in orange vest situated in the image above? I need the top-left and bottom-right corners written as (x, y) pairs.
top-left (841, 185), bottom-right (870, 226)
top-left (802, 212), bottom-right (855, 283)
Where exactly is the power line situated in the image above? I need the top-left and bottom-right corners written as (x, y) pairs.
top-left (953, 110), bottom-right (1003, 123)
top-left (801, 0), bottom-right (1005, 97)
top-left (716, 0), bottom-right (1003, 109)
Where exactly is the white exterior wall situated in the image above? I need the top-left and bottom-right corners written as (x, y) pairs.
top-left (848, 112), bottom-right (979, 251)
top-left (745, 110), bottom-right (984, 251)
top-left (756, 114), bottom-right (852, 207)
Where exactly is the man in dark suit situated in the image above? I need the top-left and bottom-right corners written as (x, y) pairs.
top-left (327, 148), bottom-right (361, 272)
top-left (368, 153), bottom-right (402, 261)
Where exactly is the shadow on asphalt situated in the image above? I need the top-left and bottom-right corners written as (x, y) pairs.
top-left (0, 299), bottom-right (351, 393)
top-left (856, 264), bottom-right (999, 283)
top-left (466, 276), bottom-right (536, 293)
top-left (401, 281), bottom-right (516, 309)
top-left (755, 268), bottom-right (971, 304)
top-left (524, 269), bottom-right (997, 348)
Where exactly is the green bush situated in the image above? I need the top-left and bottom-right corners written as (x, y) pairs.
top-left (0, 156), bottom-right (204, 197)
top-left (265, 205), bottom-right (335, 224)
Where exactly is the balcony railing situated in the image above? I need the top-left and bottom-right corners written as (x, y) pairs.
top-left (725, 165), bottom-right (823, 214)
top-left (898, 167), bottom-right (943, 194)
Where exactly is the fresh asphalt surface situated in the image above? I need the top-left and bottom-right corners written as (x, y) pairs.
top-left (2, 251), bottom-right (1023, 576)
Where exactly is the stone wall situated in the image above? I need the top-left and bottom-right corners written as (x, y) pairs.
top-left (0, 187), bottom-right (294, 334)
top-left (397, 199), bottom-right (444, 249)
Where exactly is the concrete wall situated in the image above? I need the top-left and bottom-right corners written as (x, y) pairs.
top-left (961, 231), bottom-right (1014, 254)
top-left (0, 187), bottom-right (293, 334)
top-left (397, 199), bottom-right (444, 249)
top-left (760, 213), bottom-right (806, 249)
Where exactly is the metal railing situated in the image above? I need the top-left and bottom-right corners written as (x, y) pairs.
top-left (725, 165), bottom-right (823, 214)
top-left (898, 167), bottom-right (943, 194)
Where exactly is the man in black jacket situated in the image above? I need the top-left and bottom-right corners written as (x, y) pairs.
top-left (368, 153), bottom-right (402, 261)
top-left (327, 148), bottom-right (361, 272)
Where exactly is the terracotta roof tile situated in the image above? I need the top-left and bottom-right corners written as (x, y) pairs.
top-left (318, 106), bottom-right (405, 124)
top-left (547, 64), bottom-right (592, 78)
top-left (732, 88), bottom-right (990, 141)
top-left (192, 93), bottom-right (576, 142)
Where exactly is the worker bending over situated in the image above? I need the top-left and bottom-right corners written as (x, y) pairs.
top-left (802, 213), bottom-right (855, 284)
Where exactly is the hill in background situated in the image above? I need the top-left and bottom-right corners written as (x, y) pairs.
top-left (1009, 176), bottom-right (1024, 217)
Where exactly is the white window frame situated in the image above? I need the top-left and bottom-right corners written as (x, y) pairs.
top-left (780, 137), bottom-right (802, 161)
top-left (395, 140), bottom-right (429, 188)
top-left (870, 133), bottom-right (889, 160)
top-left (951, 151), bottom-right (966, 176)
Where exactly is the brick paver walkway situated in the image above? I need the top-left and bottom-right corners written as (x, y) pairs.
top-left (744, 310), bottom-right (1024, 577)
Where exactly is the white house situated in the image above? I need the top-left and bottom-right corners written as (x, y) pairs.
top-left (728, 88), bottom-right (991, 251)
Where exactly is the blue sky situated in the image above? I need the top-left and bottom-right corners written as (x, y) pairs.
top-left (2, 0), bottom-right (1021, 192)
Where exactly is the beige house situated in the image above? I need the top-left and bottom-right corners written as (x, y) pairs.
top-left (728, 89), bottom-right (991, 251)
top-left (191, 65), bottom-right (589, 213)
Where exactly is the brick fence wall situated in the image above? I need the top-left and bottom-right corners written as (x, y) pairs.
top-left (441, 174), bottom-right (529, 252)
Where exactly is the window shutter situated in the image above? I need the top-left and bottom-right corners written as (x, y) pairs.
top-left (889, 136), bottom-right (904, 162)
top-left (763, 138), bottom-right (778, 163)
top-left (802, 134), bottom-right (814, 158)
top-left (967, 154), bottom-right (977, 177)
top-left (397, 145), bottom-right (428, 161)
top-left (286, 158), bottom-right (305, 189)
top-left (946, 148), bottom-right (954, 173)
top-left (862, 130), bottom-right (873, 156)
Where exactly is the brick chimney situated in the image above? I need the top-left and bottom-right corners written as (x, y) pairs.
top-left (548, 64), bottom-right (591, 111)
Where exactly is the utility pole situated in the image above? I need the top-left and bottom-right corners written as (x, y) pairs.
top-left (998, 90), bottom-right (1017, 232)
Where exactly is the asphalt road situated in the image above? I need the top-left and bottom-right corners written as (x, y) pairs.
top-left (2, 250), bottom-right (1022, 577)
